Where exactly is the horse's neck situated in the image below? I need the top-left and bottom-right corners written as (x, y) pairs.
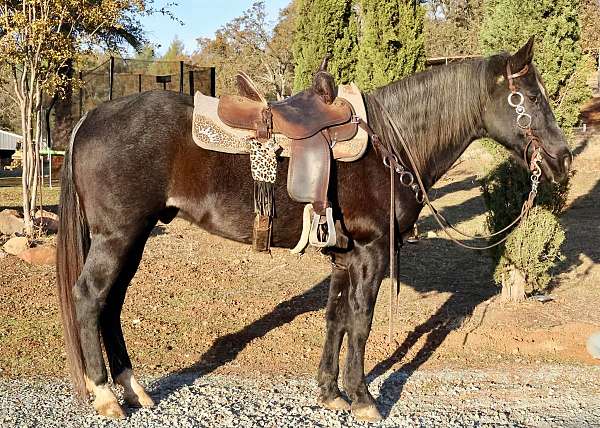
top-left (423, 128), bottom-right (487, 189)
top-left (371, 60), bottom-right (491, 190)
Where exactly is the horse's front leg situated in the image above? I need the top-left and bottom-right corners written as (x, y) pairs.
top-left (344, 237), bottom-right (388, 421)
top-left (317, 266), bottom-right (352, 411)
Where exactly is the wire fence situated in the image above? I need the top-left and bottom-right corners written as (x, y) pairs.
top-left (49, 57), bottom-right (216, 150)
top-left (76, 56), bottom-right (215, 119)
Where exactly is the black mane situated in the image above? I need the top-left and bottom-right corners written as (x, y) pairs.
top-left (365, 55), bottom-right (506, 184)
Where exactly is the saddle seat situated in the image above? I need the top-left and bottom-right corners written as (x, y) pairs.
top-left (218, 89), bottom-right (353, 141)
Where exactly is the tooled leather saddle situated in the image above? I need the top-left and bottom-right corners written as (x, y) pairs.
top-left (217, 56), bottom-right (360, 251)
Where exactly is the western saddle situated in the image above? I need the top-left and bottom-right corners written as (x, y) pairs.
top-left (217, 56), bottom-right (360, 251)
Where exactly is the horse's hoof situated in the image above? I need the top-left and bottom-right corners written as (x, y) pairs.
top-left (318, 396), bottom-right (351, 411)
top-left (352, 404), bottom-right (383, 422)
top-left (124, 391), bottom-right (155, 408)
top-left (95, 400), bottom-right (126, 419)
top-left (117, 369), bottom-right (155, 408)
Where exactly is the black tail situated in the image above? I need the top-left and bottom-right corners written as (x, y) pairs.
top-left (56, 115), bottom-right (90, 399)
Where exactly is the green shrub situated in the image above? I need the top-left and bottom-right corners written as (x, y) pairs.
top-left (481, 158), bottom-right (569, 293)
top-left (494, 206), bottom-right (565, 293)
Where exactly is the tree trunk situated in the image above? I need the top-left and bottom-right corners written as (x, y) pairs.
top-left (501, 266), bottom-right (527, 302)
top-left (20, 100), bottom-right (33, 236)
top-left (15, 65), bottom-right (40, 236)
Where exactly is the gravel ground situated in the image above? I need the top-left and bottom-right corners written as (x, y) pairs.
top-left (1, 365), bottom-right (599, 427)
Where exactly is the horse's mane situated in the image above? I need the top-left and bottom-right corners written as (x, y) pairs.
top-left (365, 55), bottom-right (505, 182)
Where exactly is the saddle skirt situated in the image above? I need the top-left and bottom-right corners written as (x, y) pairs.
top-left (192, 83), bottom-right (368, 162)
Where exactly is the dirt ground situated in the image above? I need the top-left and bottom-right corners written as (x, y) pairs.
top-left (1, 132), bottom-right (599, 384)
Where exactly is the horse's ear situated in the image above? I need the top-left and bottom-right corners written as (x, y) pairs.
top-left (509, 36), bottom-right (535, 72)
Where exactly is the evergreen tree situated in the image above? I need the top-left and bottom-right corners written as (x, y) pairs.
top-left (292, 0), bottom-right (358, 91)
top-left (480, 0), bottom-right (591, 128)
top-left (355, 0), bottom-right (425, 91)
top-left (293, 0), bottom-right (425, 92)
top-left (479, 1), bottom-right (590, 299)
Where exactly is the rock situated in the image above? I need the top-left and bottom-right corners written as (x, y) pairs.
top-left (3, 237), bottom-right (29, 255)
top-left (34, 210), bottom-right (59, 234)
top-left (587, 332), bottom-right (600, 359)
top-left (18, 245), bottom-right (56, 266)
top-left (0, 212), bottom-right (24, 235)
top-left (1, 209), bottom-right (21, 218)
top-left (34, 210), bottom-right (59, 221)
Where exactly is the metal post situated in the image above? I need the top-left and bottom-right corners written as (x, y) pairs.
top-left (210, 67), bottom-right (216, 97)
top-left (109, 56), bottom-right (115, 100)
top-left (138, 74), bottom-right (142, 93)
top-left (189, 70), bottom-right (195, 96)
top-left (179, 61), bottom-right (185, 94)
top-left (48, 152), bottom-right (52, 189)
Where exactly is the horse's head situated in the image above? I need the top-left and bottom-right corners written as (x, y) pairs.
top-left (483, 37), bottom-right (572, 183)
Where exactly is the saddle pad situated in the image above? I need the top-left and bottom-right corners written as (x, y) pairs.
top-left (192, 83), bottom-right (369, 162)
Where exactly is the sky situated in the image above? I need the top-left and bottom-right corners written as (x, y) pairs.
top-left (140, 1), bottom-right (292, 55)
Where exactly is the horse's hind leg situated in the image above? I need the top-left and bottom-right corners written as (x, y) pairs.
top-left (74, 225), bottom-right (153, 418)
top-left (100, 234), bottom-right (155, 408)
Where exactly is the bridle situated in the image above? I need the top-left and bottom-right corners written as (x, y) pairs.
top-left (353, 61), bottom-right (551, 342)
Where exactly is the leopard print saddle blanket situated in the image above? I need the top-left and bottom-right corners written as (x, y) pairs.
top-left (192, 83), bottom-right (368, 162)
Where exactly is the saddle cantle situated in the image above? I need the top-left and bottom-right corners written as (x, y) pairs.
top-left (201, 56), bottom-right (368, 252)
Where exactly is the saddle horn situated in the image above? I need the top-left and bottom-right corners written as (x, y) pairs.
top-left (319, 54), bottom-right (332, 72)
top-left (313, 54), bottom-right (335, 105)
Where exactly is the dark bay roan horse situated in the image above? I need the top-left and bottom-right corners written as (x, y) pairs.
top-left (57, 38), bottom-right (571, 421)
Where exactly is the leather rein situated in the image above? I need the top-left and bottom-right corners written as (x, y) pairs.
top-left (352, 62), bottom-right (549, 342)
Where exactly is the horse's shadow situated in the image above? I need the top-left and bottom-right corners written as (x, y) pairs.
top-left (146, 276), bottom-right (331, 402)
top-left (368, 238), bottom-right (497, 417)
top-left (144, 174), bottom-right (496, 410)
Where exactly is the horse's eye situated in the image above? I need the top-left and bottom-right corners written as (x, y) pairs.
top-left (528, 95), bottom-right (538, 103)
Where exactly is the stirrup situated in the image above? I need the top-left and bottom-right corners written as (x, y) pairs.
top-left (309, 207), bottom-right (337, 247)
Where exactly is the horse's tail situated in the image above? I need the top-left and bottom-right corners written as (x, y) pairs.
top-left (56, 114), bottom-right (89, 400)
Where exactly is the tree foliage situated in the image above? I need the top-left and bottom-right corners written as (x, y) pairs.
top-left (292, 0), bottom-right (358, 91)
top-left (579, 0), bottom-right (600, 53)
top-left (424, 0), bottom-right (484, 57)
top-left (194, 1), bottom-right (296, 100)
top-left (355, 0), bottom-right (425, 91)
top-left (480, 0), bottom-right (591, 129)
top-left (0, 0), bottom-right (150, 234)
top-left (293, 0), bottom-right (425, 92)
